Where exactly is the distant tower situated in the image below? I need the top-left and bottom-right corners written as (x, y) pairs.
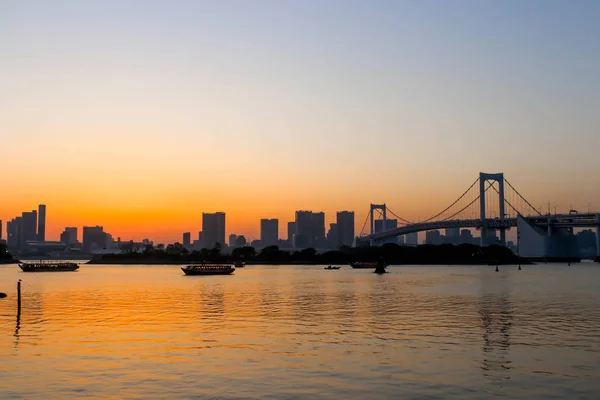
top-left (336, 211), bottom-right (355, 248)
top-left (260, 219), bottom-right (279, 247)
top-left (38, 204), bottom-right (46, 241)
top-left (21, 210), bottom-right (37, 249)
top-left (202, 212), bottom-right (226, 248)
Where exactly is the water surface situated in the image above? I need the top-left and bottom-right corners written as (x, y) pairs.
top-left (1, 263), bottom-right (599, 399)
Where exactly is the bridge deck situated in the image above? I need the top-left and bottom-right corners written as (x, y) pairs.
top-left (361, 213), bottom-right (598, 242)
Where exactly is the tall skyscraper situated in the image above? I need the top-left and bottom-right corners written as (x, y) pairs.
top-left (287, 222), bottom-right (296, 246)
top-left (37, 204), bottom-right (46, 241)
top-left (0, 220), bottom-right (3, 242)
top-left (60, 227), bottom-right (78, 246)
top-left (202, 212), bottom-right (226, 249)
top-left (82, 226), bottom-right (107, 253)
top-left (327, 223), bottom-right (338, 248)
top-left (21, 210), bottom-right (37, 248)
top-left (336, 211), bottom-right (355, 248)
top-left (183, 232), bottom-right (191, 248)
top-left (260, 219), bottom-right (279, 247)
top-left (7, 217), bottom-right (21, 249)
top-left (313, 212), bottom-right (326, 246)
top-left (295, 211), bottom-right (313, 248)
top-left (294, 211), bottom-right (325, 249)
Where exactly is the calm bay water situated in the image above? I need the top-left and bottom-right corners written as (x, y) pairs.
top-left (1, 263), bottom-right (599, 399)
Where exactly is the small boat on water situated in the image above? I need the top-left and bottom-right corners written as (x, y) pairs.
top-left (324, 265), bottom-right (341, 270)
top-left (349, 261), bottom-right (378, 269)
top-left (19, 261), bottom-right (79, 272)
top-left (181, 264), bottom-right (235, 276)
top-left (234, 261), bottom-right (246, 268)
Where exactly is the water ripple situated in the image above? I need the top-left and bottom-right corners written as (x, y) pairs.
top-left (1, 264), bottom-right (600, 399)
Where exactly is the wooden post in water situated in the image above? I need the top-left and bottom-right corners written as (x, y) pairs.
top-left (495, 264), bottom-right (499, 272)
top-left (17, 280), bottom-right (21, 314)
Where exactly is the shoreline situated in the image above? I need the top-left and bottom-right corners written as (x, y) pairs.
top-left (85, 258), bottom-right (537, 266)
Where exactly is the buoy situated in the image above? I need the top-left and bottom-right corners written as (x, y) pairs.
top-left (0, 293), bottom-right (7, 298)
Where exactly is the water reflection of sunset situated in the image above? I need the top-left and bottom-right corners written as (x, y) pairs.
top-left (1, 265), bottom-right (600, 398)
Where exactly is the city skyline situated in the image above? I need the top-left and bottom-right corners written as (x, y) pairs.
top-left (1, 1), bottom-right (599, 243)
top-left (1, 188), bottom-right (598, 244)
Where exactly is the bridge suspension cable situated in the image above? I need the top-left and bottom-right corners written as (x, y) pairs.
top-left (504, 178), bottom-right (543, 216)
top-left (359, 209), bottom-right (370, 237)
top-left (489, 183), bottom-right (527, 218)
top-left (439, 181), bottom-right (495, 221)
top-left (384, 207), bottom-right (414, 225)
top-left (419, 177), bottom-right (480, 223)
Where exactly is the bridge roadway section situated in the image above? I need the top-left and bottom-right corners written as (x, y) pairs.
top-left (360, 213), bottom-right (600, 243)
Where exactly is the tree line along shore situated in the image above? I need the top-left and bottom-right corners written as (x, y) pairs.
top-left (85, 242), bottom-right (529, 265)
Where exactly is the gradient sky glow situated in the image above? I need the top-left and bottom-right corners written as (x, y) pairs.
top-left (1, 0), bottom-right (599, 243)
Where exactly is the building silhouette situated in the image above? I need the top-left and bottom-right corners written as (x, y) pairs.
top-left (294, 211), bottom-right (325, 249)
top-left (260, 219), bottom-right (278, 247)
top-left (202, 212), bottom-right (226, 249)
top-left (7, 217), bottom-right (21, 249)
top-left (60, 227), bottom-right (78, 247)
top-left (235, 235), bottom-right (247, 247)
top-left (82, 226), bottom-right (107, 253)
top-left (425, 230), bottom-right (443, 245)
top-left (183, 232), bottom-right (191, 248)
top-left (374, 218), bottom-right (398, 245)
top-left (37, 204), bottom-right (46, 241)
top-left (0, 219), bottom-right (2, 242)
top-left (336, 211), bottom-right (355, 248)
top-left (327, 223), bottom-right (338, 248)
top-left (20, 210), bottom-right (37, 249)
top-left (229, 234), bottom-right (238, 247)
top-left (287, 222), bottom-right (296, 247)
top-left (406, 232), bottom-right (418, 246)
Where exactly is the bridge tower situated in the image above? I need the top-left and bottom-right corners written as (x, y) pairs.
top-left (370, 204), bottom-right (387, 244)
top-left (479, 172), bottom-right (506, 246)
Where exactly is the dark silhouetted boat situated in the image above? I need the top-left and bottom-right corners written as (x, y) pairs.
top-left (182, 264), bottom-right (235, 276)
top-left (234, 261), bottom-right (245, 268)
top-left (19, 261), bottom-right (79, 272)
top-left (324, 265), bottom-right (341, 270)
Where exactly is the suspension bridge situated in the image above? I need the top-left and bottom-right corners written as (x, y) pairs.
top-left (357, 172), bottom-right (600, 260)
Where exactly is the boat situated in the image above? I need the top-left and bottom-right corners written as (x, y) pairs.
top-left (234, 261), bottom-right (245, 268)
top-left (349, 261), bottom-right (378, 269)
top-left (19, 261), bottom-right (79, 272)
top-left (181, 264), bottom-right (235, 276)
top-left (324, 265), bottom-right (341, 270)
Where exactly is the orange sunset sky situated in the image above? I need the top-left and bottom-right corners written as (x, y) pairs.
top-left (1, 1), bottom-right (599, 243)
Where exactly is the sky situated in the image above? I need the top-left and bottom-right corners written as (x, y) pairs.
top-left (1, 0), bottom-right (599, 243)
